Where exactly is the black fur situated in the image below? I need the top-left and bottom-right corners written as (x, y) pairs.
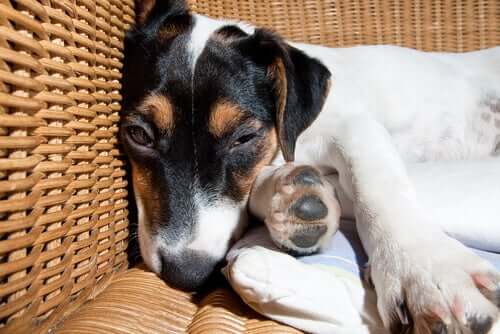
top-left (122, 0), bottom-right (191, 111)
top-left (234, 29), bottom-right (331, 161)
top-left (121, 0), bottom-right (331, 290)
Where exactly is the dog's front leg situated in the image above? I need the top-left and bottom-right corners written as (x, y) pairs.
top-left (331, 114), bottom-right (500, 333)
top-left (249, 164), bottom-right (341, 254)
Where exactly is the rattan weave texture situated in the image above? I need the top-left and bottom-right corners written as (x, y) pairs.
top-left (189, 0), bottom-right (500, 52)
top-left (0, 0), bottom-right (134, 333)
top-left (54, 267), bottom-right (301, 334)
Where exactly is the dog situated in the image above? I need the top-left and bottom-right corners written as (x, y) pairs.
top-left (121, 0), bottom-right (500, 332)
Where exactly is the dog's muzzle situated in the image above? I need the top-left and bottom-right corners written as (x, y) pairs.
top-left (159, 248), bottom-right (220, 291)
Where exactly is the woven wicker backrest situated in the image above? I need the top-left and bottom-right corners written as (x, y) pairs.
top-left (189, 0), bottom-right (500, 51)
top-left (0, 0), bottom-right (134, 333)
top-left (0, 0), bottom-right (498, 333)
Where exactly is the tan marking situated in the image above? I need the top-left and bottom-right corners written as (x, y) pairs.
top-left (131, 161), bottom-right (162, 227)
top-left (139, 94), bottom-right (174, 131)
top-left (159, 22), bottom-right (186, 41)
top-left (495, 119), bottom-right (500, 129)
top-left (234, 127), bottom-right (278, 196)
top-left (268, 58), bottom-right (290, 161)
top-left (322, 78), bottom-right (332, 105)
top-left (136, 0), bottom-right (156, 25)
top-left (131, 162), bottom-right (148, 197)
top-left (268, 59), bottom-right (331, 162)
top-left (209, 101), bottom-right (243, 137)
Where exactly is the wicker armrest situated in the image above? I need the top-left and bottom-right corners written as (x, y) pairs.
top-left (53, 266), bottom-right (301, 334)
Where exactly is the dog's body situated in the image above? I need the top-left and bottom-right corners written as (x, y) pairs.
top-left (294, 43), bottom-right (500, 163)
top-left (249, 37), bottom-right (500, 333)
top-left (251, 40), bottom-right (500, 236)
top-left (122, 2), bottom-right (500, 332)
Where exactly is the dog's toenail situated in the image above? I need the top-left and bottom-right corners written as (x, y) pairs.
top-left (293, 167), bottom-right (323, 186)
top-left (477, 283), bottom-right (500, 308)
top-left (290, 225), bottom-right (327, 248)
top-left (291, 195), bottom-right (328, 221)
top-left (430, 322), bottom-right (447, 334)
top-left (468, 316), bottom-right (493, 334)
top-left (396, 301), bottom-right (409, 325)
top-left (472, 273), bottom-right (496, 291)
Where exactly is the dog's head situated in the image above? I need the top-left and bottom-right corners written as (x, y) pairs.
top-left (121, 0), bottom-right (331, 290)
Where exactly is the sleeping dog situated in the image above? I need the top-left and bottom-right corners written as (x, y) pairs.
top-left (121, 0), bottom-right (500, 332)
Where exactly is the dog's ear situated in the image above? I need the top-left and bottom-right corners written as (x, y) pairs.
top-left (236, 29), bottom-right (331, 161)
top-left (123, 1), bottom-right (191, 110)
top-left (134, 0), bottom-right (189, 27)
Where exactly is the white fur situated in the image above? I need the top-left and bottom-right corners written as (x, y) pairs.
top-left (188, 16), bottom-right (500, 245)
top-left (147, 13), bottom-right (500, 329)
top-left (240, 23), bottom-right (500, 331)
top-left (188, 15), bottom-right (226, 69)
top-left (295, 44), bottom-right (500, 164)
top-left (188, 14), bottom-right (254, 70)
top-left (285, 44), bottom-right (500, 240)
top-left (187, 197), bottom-right (248, 259)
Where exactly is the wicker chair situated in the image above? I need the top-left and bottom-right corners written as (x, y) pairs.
top-left (0, 0), bottom-right (498, 333)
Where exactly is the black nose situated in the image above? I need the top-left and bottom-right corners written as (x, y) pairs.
top-left (159, 249), bottom-right (220, 291)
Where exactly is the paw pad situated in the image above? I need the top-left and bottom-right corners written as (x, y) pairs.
top-left (290, 194), bottom-right (328, 221)
top-left (290, 225), bottom-right (327, 248)
top-left (266, 165), bottom-right (340, 255)
top-left (292, 167), bottom-right (323, 186)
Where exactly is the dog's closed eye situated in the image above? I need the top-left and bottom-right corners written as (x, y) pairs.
top-left (126, 125), bottom-right (154, 148)
top-left (231, 132), bottom-right (258, 149)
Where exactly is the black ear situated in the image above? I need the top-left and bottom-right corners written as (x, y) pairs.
top-left (134, 0), bottom-right (188, 27)
top-left (122, 1), bottom-right (190, 111)
top-left (236, 29), bottom-right (331, 161)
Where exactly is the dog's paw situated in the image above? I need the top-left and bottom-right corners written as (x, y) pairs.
top-left (265, 165), bottom-right (341, 255)
top-left (371, 236), bottom-right (500, 334)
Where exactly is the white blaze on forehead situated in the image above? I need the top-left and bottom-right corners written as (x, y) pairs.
top-left (188, 199), bottom-right (248, 259)
top-left (188, 15), bottom-right (225, 68)
top-left (188, 14), bottom-right (255, 70)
